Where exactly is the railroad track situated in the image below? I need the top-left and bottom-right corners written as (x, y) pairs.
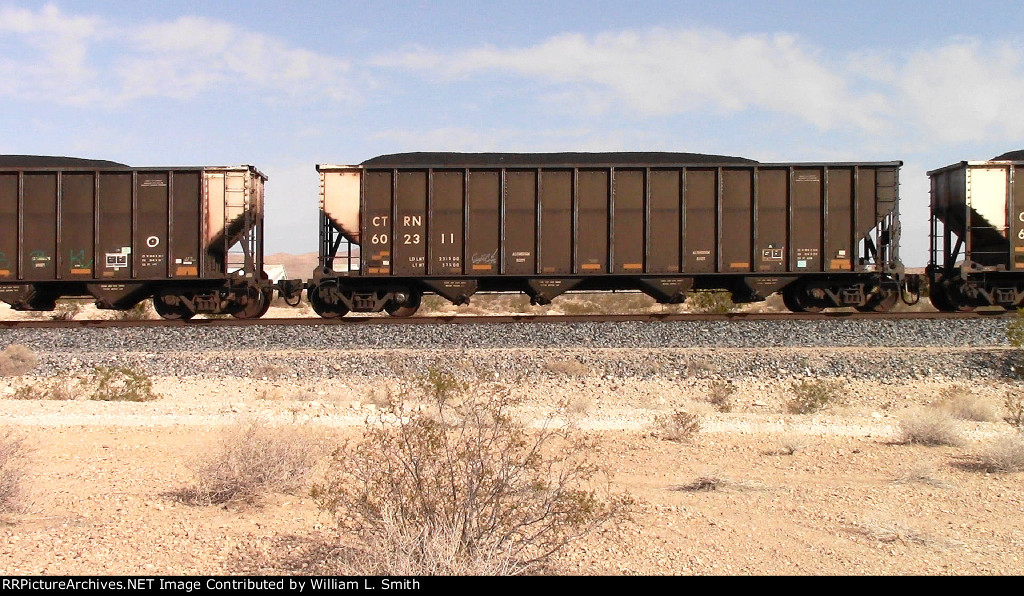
top-left (0, 309), bottom-right (1013, 329)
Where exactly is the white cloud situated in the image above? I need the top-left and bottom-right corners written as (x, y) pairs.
top-left (893, 39), bottom-right (1024, 144)
top-left (0, 4), bottom-right (351, 106)
top-left (369, 127), bottom-right (517, 152)
top-left (115, 16), bottom-right (350, 102)
top-left (0, 3), bottom-right (100, 39)
top-left (379, 28), bottom-right (890, 133)
top-left (378, 28), bottom-right (1024, 150)
top-left (366, 126), bottom-right (694, 154)
top-left (0, 4), bottom-right (104, 104)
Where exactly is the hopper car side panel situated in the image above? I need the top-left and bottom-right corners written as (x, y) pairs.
top-left (314, 159), bottom-right (904, 315)
top-left (0, 165), bottom-right (275, 318)
top-left (928, 159), bottom-right (1024, 310)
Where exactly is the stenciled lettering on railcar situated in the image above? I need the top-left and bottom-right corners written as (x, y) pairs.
top-left (29, 251), bottom-right (50, 268)
top-left (105, 252), bottom-right (128, 270)
top-left (141, 254), bottom-right (164, 267)
top-left (104, 246), bottom-right (132, 270)
top-left (794, 247), bottom-right (819, 268)
top-left (471, 250), bottom-right (498, 265)
top-left (437, 256), bottom-right (461, 268)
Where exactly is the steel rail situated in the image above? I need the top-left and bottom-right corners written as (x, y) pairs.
top-left (0, 309), bottom-right (1013, 330)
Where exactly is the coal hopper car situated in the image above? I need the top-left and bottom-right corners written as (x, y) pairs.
top-left (0, 156), bottom-right (276, 319)
top-left (310, 152), bottom-right (907, 316)
top-left (928, 150), bottom-right (1024, 310)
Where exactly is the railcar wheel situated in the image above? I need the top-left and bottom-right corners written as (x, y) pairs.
top-left (930, 285), bottom-right (973, 312)
top-left (782, 283), bottom-right (824, 313)
top-left (152, 295), bottom-right (195, 320)
top-left (232, 288), bottom-right (272, 319)
top-left (856, 290), bottom-right (898, 313)
top-left (782, 286), bottom-right (804, 312)
top-left (929, 290), bottom-right (956, 312)
top-left (309, 286), bottom-right (349, 318)
top-left (384, 291), bottom-right (421, 318)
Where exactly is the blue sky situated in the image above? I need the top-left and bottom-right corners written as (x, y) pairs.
top-left (2, 1), bottom-right (1023, 264)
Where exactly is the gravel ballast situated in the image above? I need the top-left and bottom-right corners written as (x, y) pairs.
top-left (0, 318), bottom-right (1019, 381)
top-left (0, 317), bottom-right (1013, 352)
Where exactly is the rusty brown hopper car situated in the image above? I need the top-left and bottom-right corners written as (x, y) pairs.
top-left (928, 152), bottom-right (1024, 310)
top-left (311, 152), bottom-right (905, 316)
top-left (0, 156), bottom-right (275, 319)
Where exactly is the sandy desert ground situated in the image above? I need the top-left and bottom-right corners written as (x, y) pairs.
top-left (1, 343), bottom-right (1022, 576)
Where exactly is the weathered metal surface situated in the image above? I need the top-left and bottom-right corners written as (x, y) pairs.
top-left (929, 160), bottom-right (1021, 270)
top-left (319, 155), bottom-right (902, 282)
top-left (0, 309), bottom-right (1008, 331)
top-left (928, 154), bottom-right (1024, 310)
top-left (0, 158), bottom-right (269, 312)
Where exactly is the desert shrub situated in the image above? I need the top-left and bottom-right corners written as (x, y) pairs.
top-left (706, 380), bottom-right (736, 413)
top-left (936, 385), bottom-right (998, 422)
top-left (362, 387), bottom-right (394, 409)
top-left (1004, 392), bottom-right (1024, 431)
top-left (785, 379), bottom-right (842, 414)
top-left (112, 302), bottom-right (154, 321)
top-left (893, 464), bottom-right (952, 488)
top-left (654, 409), bottom-right (702, 442)
top-left (313, 375), bottom-right (627, 575)
top-left (257, 388), bottom-right (322, 403)
top-left (10, 378), bottom-right (79, 401)
top-left (672, 474), bottom-right (764, 493)
top-left (557, 293), bottom-right (663, 315)
top-left (543, 357), bottom-right (590, 377)
top-left (11, 369), bottom-right (155, 402)
top-left (686, 291), bottom-right (737, 314)
top-left (899, 407), bottom-right (964, 447)
top-left (678, 476), bottom-right (723, 492)
top-left (250, 362), bottom-right (289, 380)
top-left (418, 295), bottom-right (450, 315)
top-left (334, 510), bottom-right (520, 575)
top-left (0, 429), bottom-right (27, 512)
top-left (556, 298), bottom-right (602, 315)
top-left (88, 365), bottom-right (157, 402)
top-left (566, 394), bottom-right (593, 415)
top-left (777, 432), bottom-right (808, 455)
top-left (1008, 311), bottom-right (1024, 348)
top-left (0, 344), bottom-right (39, 377)
top-left (977, 433), bottom-right (1024, 473)
top-left (418, 367), bottom-right (469, 403)
top-left (185, 421), bottom-right (321, 505)
top-left (1006, 314), bottom-right (1024, 377)
top-left (855, 517), bottom-right (932, 545)
top-left (50, 301), bottom-right (81, 321)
